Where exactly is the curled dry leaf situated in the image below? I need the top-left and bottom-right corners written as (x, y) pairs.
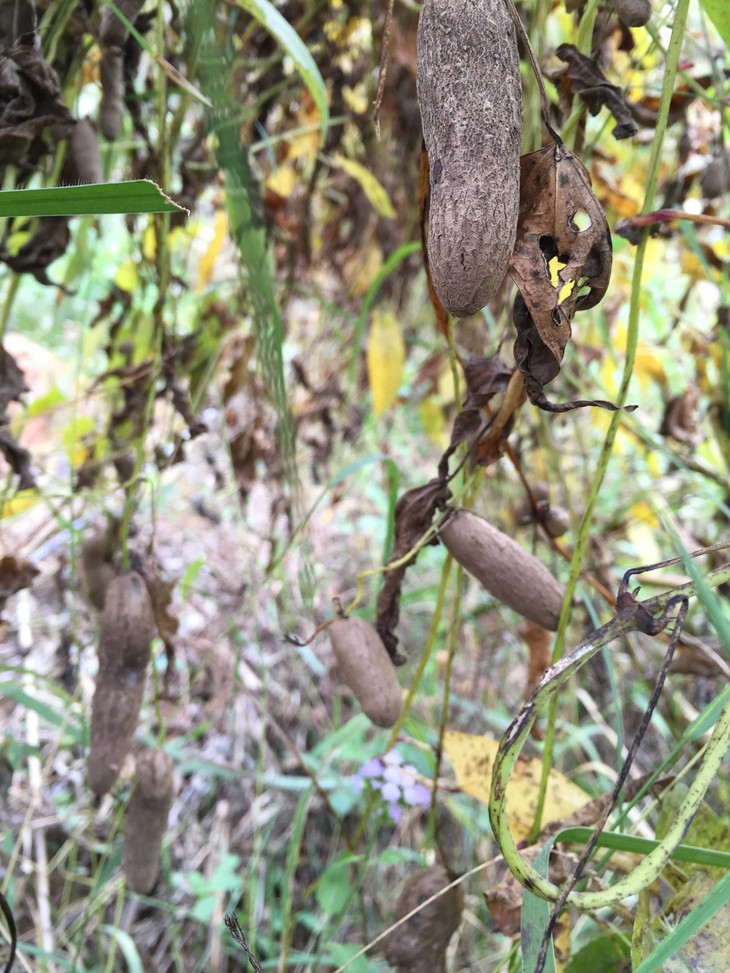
top-left (0, 345), bottom-right (35, 489)
top-left (384, 866), bottom-right (463, 973)
top-left (555, 44), bottom-right (638, 140)
top-left (510, 140), bottom-right (612, 380)
top-left (0, 43), bottom-right (74, 166)
top-left (509, 141), bottom-right (635, 413)
top-left (329, 615), bottom-right (403, 728)
top-left (440, 509), bottom-right (565, 631)
top-left (124, 747), bottom-right (174, 894)
top-left (444, 354), bottom-right (513, 466)
top-left (375, 479), bottom-right (451, 662)
top-left (88, 571), bottom-right (156, 795)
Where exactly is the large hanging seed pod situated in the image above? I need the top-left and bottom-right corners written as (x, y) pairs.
top-left (329, 616), bottom-right (403, 728)
top-left (440, 509), bottom-right (565, 630)
top-left (124, 748), bottom-right (174, 894)
top-left (417, 0), bottom-right (523, 316)
top-left (88, 571), bottom-right (156, 795)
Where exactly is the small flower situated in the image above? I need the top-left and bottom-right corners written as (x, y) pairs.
top-left (352, 749), bottom-right (431, 823)
top-left (360, 757), bottom-right (385, 778)
top-left (387, 803), bottom-right (404, 824)
top-left (403, 782), bottom-right (431, 807)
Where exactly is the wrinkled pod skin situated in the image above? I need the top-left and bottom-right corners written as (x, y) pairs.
top-left (440, 509), bottom-right (565, 630)
top-left (329, 616), bottom-right (403, 728)
top-left (124, 748), bottom-right (174, 894)
top-left (88, 571), bottom-right (156, 795)
top-left (417, 0), bottom-right (523, 316)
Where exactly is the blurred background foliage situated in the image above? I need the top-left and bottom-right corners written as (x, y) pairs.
top-left (0, 0), bottom-right (728, 971)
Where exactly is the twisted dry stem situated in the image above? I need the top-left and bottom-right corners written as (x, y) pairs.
top-left (488, 558), bottom-right (730, 912)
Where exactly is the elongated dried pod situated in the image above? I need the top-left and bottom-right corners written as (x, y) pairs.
top-left (99, 47), bottom-right (124, 141)
top-left (440, 509), bottom-right (565, 630)
top-left (98, 0), bottom-right (145, 141)
top-left (79, 525), bottom-right (117, 612)
top-left (417, 0), bottom-right (523, 316)
top-left (88, 571), bottom-right (156, 795)
top-left (61, 119), bottom-right (102, 185)
top-left (124, 748), bottom-right (174, 893)
top-left (329, 616), bottom-right (403, 728)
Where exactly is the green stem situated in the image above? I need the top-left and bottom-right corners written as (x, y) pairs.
top-left (489, 567), bottom-right (730, 908)
top-left (527, 0), bottom-right (692, 844)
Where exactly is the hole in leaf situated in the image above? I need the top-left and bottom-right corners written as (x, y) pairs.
top-left (569, 208), bottom-right (592, 232)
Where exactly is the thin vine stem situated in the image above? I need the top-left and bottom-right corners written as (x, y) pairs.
top-left (528, 0), bottom-right (693, 843)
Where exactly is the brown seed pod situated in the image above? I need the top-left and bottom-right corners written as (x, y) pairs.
top-left (610, 0), bottom-right (652, 27)
top-left (329, 616), bottom-right (402, 728)
top-left (88, 571), bottom-right (156, 795)
top-left (124, 747), bottom-right (174, 894)
top-left (384, 866), bottom-right (463, 973)
top-left (79, 525), bottom-right (117, 612)
top-left (700, 158), bottom-right (729, 200)
top-left (440, 509), bottom-right (565, 630)
top-left (99, 47), bottom-right (124, 141)
top-left (543, 505), bottom-right (570, 538)
top-left (61, 119), bottom-right (102, 185)
top-left (99, 0), bottom-right (145, 48)
top-left (417, 0), bottom-right (523, 317)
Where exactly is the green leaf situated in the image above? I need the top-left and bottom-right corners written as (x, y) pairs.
top-left (101, 927), bottom-right (145, 973)
top-left (236, 0), bottom-right (328, 143)
top-left (326, 943), bottom-right (370, 973)
top-left (556, 827), bottom-right (730, 870)
top-left (565, 934), bottom-right (630, 973)
top-left (316, 855), bottom-right (364, 917)
top-left (701, 0), bottom-right (730, 46)
top-left (521, 839), bottom-right (557, 973)
top-left (0, 180), bottom-right (186, 218)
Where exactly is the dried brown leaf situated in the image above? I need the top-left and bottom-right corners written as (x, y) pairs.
top-left (375, 479), bottom-right (451, 662)
top-left (510, 142), bottom-right (612, 368)
top-left (555, 44), bottom-right (638, 140)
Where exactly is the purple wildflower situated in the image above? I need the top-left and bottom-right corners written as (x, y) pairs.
top-left (352, 749), bottom-right (432, 823)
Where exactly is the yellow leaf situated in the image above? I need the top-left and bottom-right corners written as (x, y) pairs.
top-left (266, 163), bottom-right (298, 199)
top-left (419, 397), bottom-right (446, 445)
top-left (115, 259), bottom-right (139, 293)
top-left (338, 157), bottom-right (396, 219)
top-left (142, 224), bottom-right (156, 261)
top-left (196, 209), bottom-right (228, 292)
top-left (347, 242), bottom-right (383, 296)
top-left (0, 491), bottom-right (39, 519)
top-left (367, 309), bottom-right (405, 417)
top-left (443, 731), bottom-right (590, 840)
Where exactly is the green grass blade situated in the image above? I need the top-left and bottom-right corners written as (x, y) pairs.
top-left (236, 0), bottom-right (328, 143)
top-left (0, 181), bottom-right (186, 218)
top-left (102, 926), bottom-right (145, 973)
top-left (555, 828), bottom-right (730, 870)
top-left (632, 869), bottom-right (730, 973)
top-left (521, 838), bottom-right (557, 973)
top-left (700, 0), bottom-right (730, 46)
